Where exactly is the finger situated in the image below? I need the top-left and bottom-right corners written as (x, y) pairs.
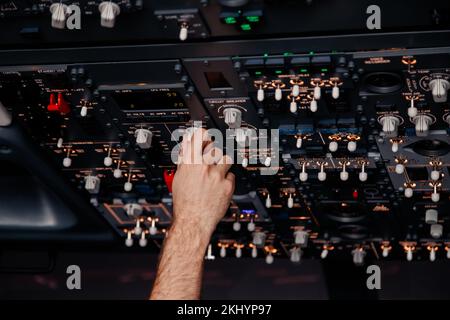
top-left (215, 154), bottom-right (233, 177)
top-left (183, 127), bottom-right (208, 164)
top-left (202, 144), bottom-right (223, 165)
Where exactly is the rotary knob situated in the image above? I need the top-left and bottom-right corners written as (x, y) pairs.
top-left (99, 1), bottom-right (121, 28)
top-left (223, 107), bottom-right (242, 129)
top-left (379, 115), bottom-right (400, 137)
top-left (429, 78), bottom-right (449, 103)
top-left (135, 128), bottom-right (153, 149)
top-left (49, 3), bottom-right (68, 29)
top-left (412, 114), bottom-right (433, 136)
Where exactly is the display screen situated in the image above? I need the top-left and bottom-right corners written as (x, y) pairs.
top-left (112, 90), bottom-right (186, 110)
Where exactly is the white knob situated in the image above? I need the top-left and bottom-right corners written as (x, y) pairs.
top-left (57, 137), bottom-right (64, 148)
top-left (340, 164), bottom-right (349, 181)
top-left (135, 128), bottom-right (153, 149)
top-left (49, 3), bottom-right (68, 29)
top-left (247, 220), bottom-right (255, 232)
top-left (220, 246), bottom-right (226, 258)
top-left (264, 156), bottom-right (271, 167)
top-left (233, 221), bottom-right (241, 232)
top-left (432, 191), bottom-right (440, 203)
top-left (294, 230), bottom-right (308, 245)
top-left (124, 181), bottom-right (133, 192)
top-left (104, 156), bottom-right (113, 167)
top-left (242, 157), bottom-right (248, 168)
top-left (63, 157), bottom-right (72, 168)
top-left (296, 137), bottom-right (302, 149)
top-left (80, 106), bottom-right (88, 117)
top-left (235, 246), bottom-right (242, 258)
top-left (265, 194), bottom-right (271, 208)
top-left (139, 232), bottom-right (148, 247)
top-left (149, 219), bottom-right (157, 235)
top-left (235, 128), bottom-right (248, 145)
top-left (299, 163), bottom-right (308, 182)
top-left (318, 165), bottom-right (327, 182)
top-left (310, 98), bottom-right (318, 112)
top-left (292, 84), bottom-right (300, 97)
top-left (223, 107), bottom-right (242, 129)
top-left (429, 78), bottom-right (449, 103)
top-left (99, 1), bottom-right (120, 28)
top-left (290, 247), bottom-right (301, 263)
top-left (265, 253), bottom-right (274, 264)
top-left (125, 231), bottom-right (133, 247)
top-left (134, 219), bottom-right (142, 235)
top-left (413, 114), bottom-right (433, 135)
top-left (382, 247), bottom-right (389, 258)
top-left (252, 231), bottom-right (266, 246)
top-left (179, 24), bottom-right (188, 41)
top-left (391, 142), bottom-right (399, 153)
top-left (429, 248), bottom-right (436, 262)
top-left (407, 99), bottom-right (418, 118)
top-left (257, 87), bottom-right (265, 102)
top-left (404, 187), bottom-right (413, 198)
top-left (329, 141), bottom-right (338, 152)
top-left (430, 224), bottom-right (443, 239)
top-left (359, 171), bottom-right (368, 182)
top-left (321, 248), bottom-right (329, 259)
top-left (380, 115), bottom-right (399, 137)
top-left (352, 249), bottom-right (366, 266)
top-left (347, 141), bottom-right (357, 152)
top-left (275, 86), bottom-right (282, 101)
top-left (290, 100), bottom-right (297, 113)
top-left (406, 248), bottom-right (413, 261)
top-left (431, 170), bottom-right (440, 181)
top-left (84, 175), bottom-right (100, 193)
top-left (287, 194), bottom-right (294, 208)
top-left (313, 84), bottom-right (321, 100)
top-left (251, 246), bottom-right (258, 258)
top-left (113, 168), bottom-right (122, 178)
top-left (332, 83), bottom-right (339, 99)
top-left (395, 163), bottom-right (405, 174)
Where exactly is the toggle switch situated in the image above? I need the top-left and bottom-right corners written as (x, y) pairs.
top-left (428, 246), bottom-right (437, 262)
top-left (80, 106), bottom-right (88, 117)
top-left (124, 171), bottom-right (133, 192)
top-left (274, 84), bottom-right (282, 101)
top-left (406, 247), bottom-right (413, 261)
top-left (340, 163), bottom-right (349, 181)
top-left (431, 170), bottom-right (441, 181)
top-left (149, 218), bottom-right (158, 235)
top-left (235, 244), bottom-right (243, 258)
top-left (359, 162), bottom-right (368, 182)
top-left (404, 186), bottom-right (414, 198)
top-left (233, 220), bottom-right (241, 232)
top-left (352, 248), bottom-right (366, 266)
top-left (265, 193), bottom-right (271, 208)
top-left (321, 248), bottom-right (329, 259)
top-left (264, 156), bottom-right (272, 167)
top-left (104, 147), bottom-right (113, 167)
top-left (287, 194), bottom-right (294, 208)
top-left (331, 83), bottom-right (339, 99)
top-left (179, 22), bottom-right (189, 41)
top-left (379, 115), bottom-right (400, 137)
top-left (265, 252), bottom-right (274, 264)
top-left (291, 84), bottom-right (300, 97)
top-left (318, 162), bottom-right (327, 182)
top-left (407, 98), bottom-right (418, 118)
top-left (242, 156), bottom-right (249, 168)
top-left (309, 98), bottom-right (318, 112)
top-left (290, 247), bottom-right (301, 263)
top-left (313, 83), bottom-right (321, 100)
top-left (347, 140), bottom-right (357, 152)
top-left (134, 218), bottom-right (142, 235)
top-left (220, 245), bottom-right (227, 258)
top-left (139, 232), bottom-right (148, 247)
top-left (290, 97), bottom-right (297, 113)
top-left (294, 230), bottom-right (309, 246)
top-left (296, 136), bottom-right (303, 149)
top-left (57, 137), bottom-right (64, 149)
top-left (125, 230), bottom-right (134, 247)
top-left (63, 147), bottom-right (72, 168)
top-left (251, 245), bottom-right (258, 258)
top-left (257, 85), bottom-right (265, 102)
top-left (299, 162), bottom-right (308, 182)
top-left (247, 217), bottom-right (255, 232)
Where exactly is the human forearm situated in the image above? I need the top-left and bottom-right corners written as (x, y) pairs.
top-left (150, 221), bottom-right (211, 300)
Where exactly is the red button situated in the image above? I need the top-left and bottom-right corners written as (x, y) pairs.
top-left (47, 93), bottom-right (70, 115)
top-left (163, 169), bottom-right (175, 193)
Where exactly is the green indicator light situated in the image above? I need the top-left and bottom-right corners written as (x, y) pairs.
top-left (255, 71), bottom-right (262, 75)
top-left (240, 23), bottom-right (252, 31)
top-left (246, 16), bottom-right (260, 23)
top-left (321, 68), bottom-right (328, 72)
top-left (275, 70), bottom-right (283, 74)
top-left (309, 51), bottom-right (314, 55)
top-left (283, 52), bottom-right (292, 56)
top-left (224, 17), bottom-right (237, 24)
top-left (300, 68), bottom-right (308, 73)
top-left (263, 53), bottom-right (269, 57)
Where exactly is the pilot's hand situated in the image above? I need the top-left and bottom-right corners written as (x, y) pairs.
top-left (171, 127), bottom-right (235, 241)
